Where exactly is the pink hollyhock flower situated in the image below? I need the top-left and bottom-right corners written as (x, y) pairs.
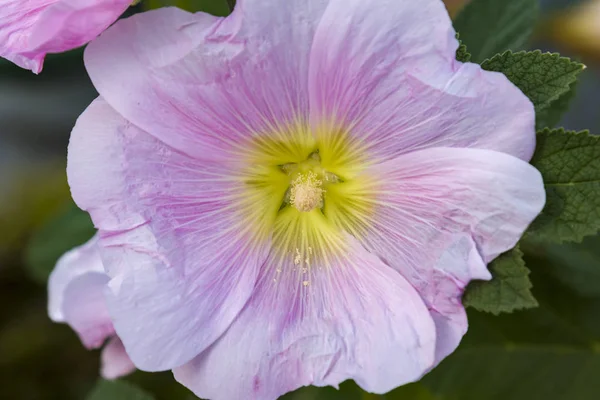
top-left (48, 235), bottom-right (135, 380)
top-left (0, 0), bottom-right (132, 73)
top-left (67, 1), bottom-right (545, 399)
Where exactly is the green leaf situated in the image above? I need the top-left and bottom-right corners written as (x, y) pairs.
top-left (86, 380), bottom-right (155, 400)
top-left (534, 81), bottom-right (578, 129)
top-left (526, 236), bottom-right (600, 298)
top-left (456, 42), bottom-right (471, 63)
top-left (423, 346), bottom-right (600, 400)
top-left (453, 0), bottom-right (538, 63)
top-left (454, 33), bottom-right (472, 63)
top-left (462, 247), bottom-right (537, 314)
top-left (455, 34), bottom-right (472, 63)
top-left (288, 380), bottom-right (435, 400)
top-left (386, 384), bottom-right (437, 400)
top-left (283, 381), bottom-right (363, 400)
top-left (125, 371), bottom-right (199, 400)
top-left (527, 129), bottom-right (600, 243)
top-left (480, 51), bottom-right (585, 129)
top-left (24, 202), bottom-right (95, 284)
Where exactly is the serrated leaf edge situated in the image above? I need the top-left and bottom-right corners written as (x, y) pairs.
top-left (526, 128), bottom-right (600, 244)
top-left (481, 50), bottom-right (586, 113)
top-left (464, 246), bottom-right (538, 315)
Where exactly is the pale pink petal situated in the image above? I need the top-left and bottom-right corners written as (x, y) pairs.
top-left (48, 234), bottom-right (103, 322)
top-left (174, 234), bottom-right (436, 399)
top-left (309, 0), bottom-right (535, 162)
top-left (346, 147), bottom-right (545, 361)
top-left (84, 2), bottom-right (329, 160)
top-left (61, 265), bottom-right (113, 349)
top-left (101, 336), bottom-right (136, 380)
top-left (48, 235), bottom-right (113, 349)
top-left (67, 98), bottom-right (270, 371)
top-left (0, 0), bottom-right (130, 73)
top-left (48, 236), bottom-right (135, 376)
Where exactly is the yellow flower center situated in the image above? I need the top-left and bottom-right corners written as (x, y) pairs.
top-left (233, 122), bottom-right (379, 282)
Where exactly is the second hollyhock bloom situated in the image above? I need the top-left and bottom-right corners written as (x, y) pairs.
top-left (0, 0), bottom-right (132, 73)
top-left (66, 0), bottom-right (545, 399)
top-left (48, 235), bottom-right (135, 380)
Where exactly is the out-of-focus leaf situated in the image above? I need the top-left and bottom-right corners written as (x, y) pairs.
top-left (445, 0), bottom-right (470, 17)
top-left (462, 247), bottom-right (537, 314)
top-left (24, 202), bottom-right (95, 284)
top-left (86, 380), bottom-right (155, 400)
top-left (285, 379), bottom-right (435, 399)
top-left (386, 384), bottom-right (437, 400)
top-left (454, 0), bottom-right (538, 63)
top-left (423, 346), bottom-right (600, 400)
top-left (0, 166), bottom-right (71, 256)
top-left (527, 129), bottom-right (600, 243)
top-left (544, 0), bottom-right (600, 63)
top-left (480, 51), bottom-right (585, 129)
top-left (524, 236), bottom-right (600, 298)
top-left (283, 381), bottom-right (363, 400)
top-left (126, 370), bottom-right (197, 400)
top-left (146, 0), bottom-right (231, 16)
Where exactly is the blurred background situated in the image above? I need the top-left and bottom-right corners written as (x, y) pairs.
top-left (1, 0), bottom-right (600, 399)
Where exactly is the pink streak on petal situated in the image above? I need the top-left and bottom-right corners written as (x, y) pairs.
top-left (309, 0), bottom-right (534, 162)
top-left (101, 336), bottom-right (136, 380)
top-left (67, 98), bottom-right (269, 371)
top-left (84, 2), bottom-right (329, 160)
top-left (0, 0), bottom-right (130, 73)
top-left (360, 147), bottom-right (545, 362)
top-left (174, 234), bottom-right (436, 400)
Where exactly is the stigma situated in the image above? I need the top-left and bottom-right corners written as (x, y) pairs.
top-left (290, 172), bottom-right (324, 212)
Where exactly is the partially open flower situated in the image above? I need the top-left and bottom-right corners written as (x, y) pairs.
top-left (48, 235), bottom-right (135, 380)
top-left (67, 1), bottom-right (545, 399)
top-left (0, 0), bottom-right (132, 73)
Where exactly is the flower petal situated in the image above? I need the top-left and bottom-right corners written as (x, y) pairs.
top-left (67, 98), bottom-right (270, 371)
top-left (340, 147), bottom-right (545, 362)
top-left (309, 0), bottom-right (535, 162)
top-left (48, 234), bottom-right (103, 322)
top-left (84, 2), bottom-right (328, 160)
top-left (174, 233), bottom-right (436, 400)
top-left (61, 268), bottom-right (113, 349)
top-left (101, 336), bottom-right (136, 380)
top-left (47, 235), bottom-right (114, 349)
top-left (0, 0), bottom-right (129, 73)
top-left (49, 235), bottom-right (135, 377)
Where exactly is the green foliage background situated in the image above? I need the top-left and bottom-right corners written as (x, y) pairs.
top-left (2, 0), bottom-right (600, 399)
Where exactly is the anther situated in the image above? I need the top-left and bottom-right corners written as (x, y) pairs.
top-left (290, 172), bottom-right (324, 212)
